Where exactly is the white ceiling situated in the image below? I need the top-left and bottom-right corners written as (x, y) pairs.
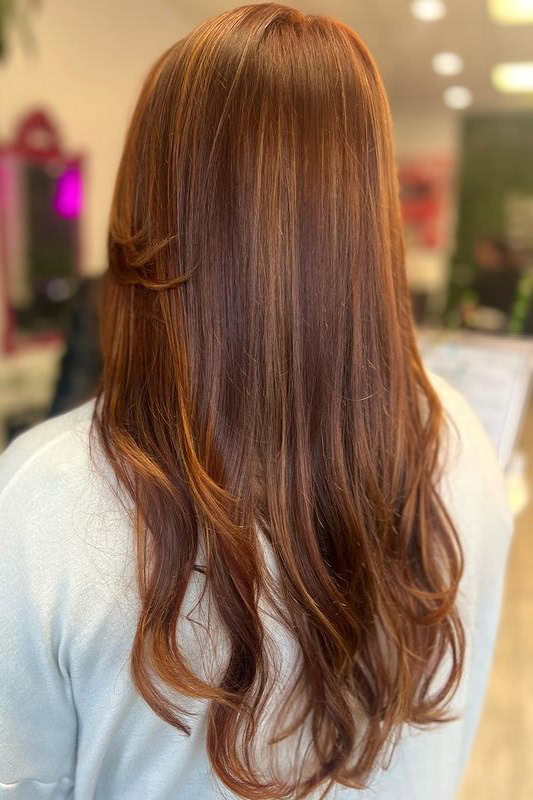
top-left (174, 0), bottom-right (533, 113)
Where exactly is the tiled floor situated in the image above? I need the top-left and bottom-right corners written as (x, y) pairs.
top-left (458, 400), bottom-right (533, 799)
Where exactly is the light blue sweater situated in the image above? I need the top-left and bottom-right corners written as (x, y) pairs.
top-left (0, 374), bottom-right (513, 799)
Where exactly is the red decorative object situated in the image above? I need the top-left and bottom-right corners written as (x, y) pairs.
top-left (13, 110), bottom-right (63, 159)
top-left (398, 155), bottom-right (454, 251)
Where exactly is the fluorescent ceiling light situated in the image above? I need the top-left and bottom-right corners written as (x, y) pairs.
top-left (432, 52), bottom-right (464, 75)
top-left (489, 0), bottom-right (533, 24)
top-left (443, 86), bottom-right (472, 109)
top-left (411, 0), bottom-right (447, 21)
top-left (492, 62), bottom-right (533, 92)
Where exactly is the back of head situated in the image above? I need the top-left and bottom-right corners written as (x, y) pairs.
top-left (96, 4), bottom-right (464, 797)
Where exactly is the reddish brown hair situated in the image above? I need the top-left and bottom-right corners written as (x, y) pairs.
top-left (95, 4), bottom-right (464, 797)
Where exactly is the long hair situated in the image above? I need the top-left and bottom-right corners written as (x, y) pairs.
top-left (95, 4), bottom-right (464, 797)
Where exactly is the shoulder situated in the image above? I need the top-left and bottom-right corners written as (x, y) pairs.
top-left (0, 400), bottom-right (124, 569)
top-left (0, 401), bottom-right (135, 639)
top-left (426, 369), bottom-right (513, 566)
top-left (427, 370), bottom-right (504, 481)
top-left (0, 401), bottom-right (96, 498)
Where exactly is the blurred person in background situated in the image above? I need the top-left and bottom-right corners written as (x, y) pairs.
top-left (460, 235), bottom-right (523, 333)
top-left (0, 5), bottom-right (513, 800)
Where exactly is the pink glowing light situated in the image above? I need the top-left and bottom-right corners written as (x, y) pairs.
top-left (53, 167), bottom-right (82, 218)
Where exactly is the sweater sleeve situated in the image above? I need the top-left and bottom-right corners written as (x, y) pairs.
top-left (0, 429), bottom-right (77, 799)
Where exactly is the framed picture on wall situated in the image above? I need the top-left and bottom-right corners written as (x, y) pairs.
top-left (398, 155), bottom-right (455, 323)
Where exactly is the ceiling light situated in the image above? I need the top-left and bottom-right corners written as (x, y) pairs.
top-left (411, 0), bottom-right (447, 21)
top-left (443, 86), bottom-right (472, 109)
top-left (489, 0), bottom-right (533, 24)
top-left (432, 52), bottom-right (464, 75)
top-left (492, 62), bottom-right (533, 92)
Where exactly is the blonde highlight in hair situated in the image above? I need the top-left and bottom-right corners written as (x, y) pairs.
top-left (95, 4), bottom-right (464, 797)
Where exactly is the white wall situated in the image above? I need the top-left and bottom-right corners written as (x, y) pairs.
top-left (392, 106), bottom-right (459, 161)
top-left (0, 0), bottom-right (195, 273)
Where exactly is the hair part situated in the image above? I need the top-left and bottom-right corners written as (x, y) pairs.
top-left (95, 4), bottom-right (464, 797)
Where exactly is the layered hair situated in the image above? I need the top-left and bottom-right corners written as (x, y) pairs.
top-left (95, 4), bottom-right (464, 797)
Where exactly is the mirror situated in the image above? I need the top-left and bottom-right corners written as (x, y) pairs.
top-left (0, 109), bottom-right (83, 352)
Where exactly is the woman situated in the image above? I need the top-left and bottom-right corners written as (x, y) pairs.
top-left (0, 5), bottom-right (512, 799)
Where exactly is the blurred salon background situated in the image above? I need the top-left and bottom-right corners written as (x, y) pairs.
top-left (1, 1), bottom-right (532, 797)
